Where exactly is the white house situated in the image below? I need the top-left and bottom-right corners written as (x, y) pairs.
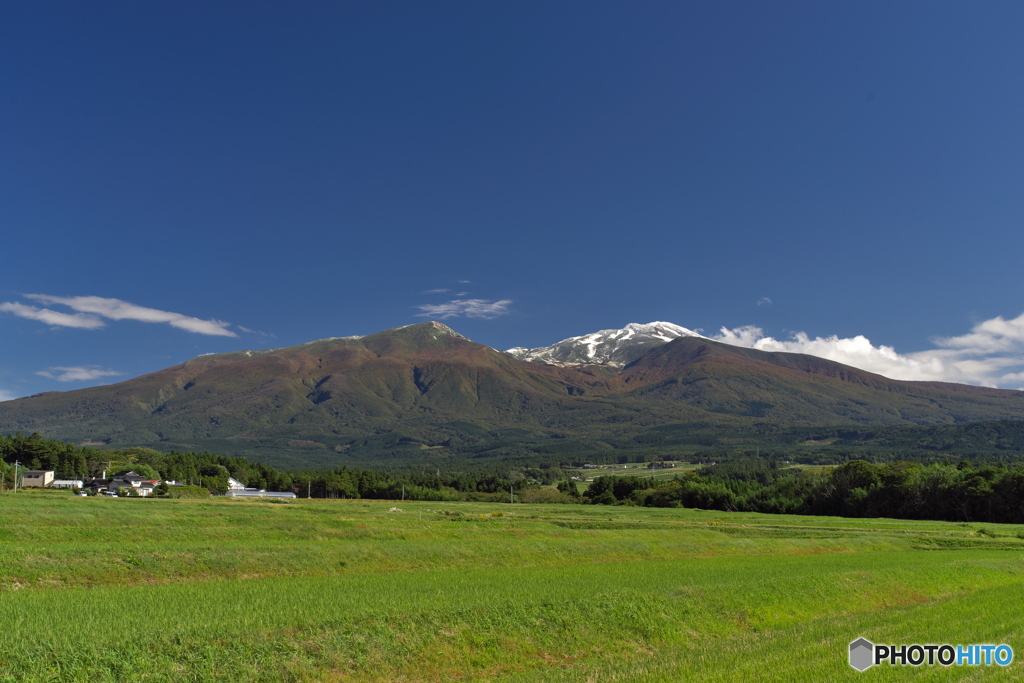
top-left (51, 479), bottom-right (84, 489)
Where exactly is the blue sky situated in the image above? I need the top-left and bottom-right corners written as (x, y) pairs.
top-left (3, 0), bottom-right (1024, 399)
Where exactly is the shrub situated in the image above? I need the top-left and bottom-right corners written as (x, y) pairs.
top-left (167, 486), bottom-right (211, 499)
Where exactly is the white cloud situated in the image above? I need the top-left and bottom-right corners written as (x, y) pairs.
top-left (416, 298), bottom-right (512, 320)
top-left (458, 279), bottom-right (472, 284)
top-left (711, 313), bottom-right (1024, 388)
top-left (36, 366), bottom-right (123, 382)
top-left (0, 301), bottom-right (105, 329)
top-left (423, 288), bottom-right (451, 294)
top-left (757, 297), bottom-right (772, 306)
top-left (22, 294), bottom-right (237, 337)
top-left (0, 389), bottom-right (18, 402)
top-left (935, 312), bottom-right (1024, 354)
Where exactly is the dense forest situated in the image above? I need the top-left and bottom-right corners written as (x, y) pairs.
top-left (6, 431), bottom-right (1024, 523)
top-left (585, 459), bottom-right (1024, 524)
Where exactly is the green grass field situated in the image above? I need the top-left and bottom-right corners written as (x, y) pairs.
top-left (2, 490), bottom-right (1024, 681)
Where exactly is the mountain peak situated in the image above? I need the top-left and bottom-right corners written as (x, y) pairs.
top-left (389, 321), bottom-right (469, 340)
top-left (427, 320), bottom-right (468, 339)
top-left (507, 321), bottom-right (704, 367)
top-left (621, 322), bottom-right (702, 340)
top-left (356, 321), bottom-right (473, 356)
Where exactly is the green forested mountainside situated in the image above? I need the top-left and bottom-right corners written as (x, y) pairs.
top-left (2, 322), bottom-right (1024, 468)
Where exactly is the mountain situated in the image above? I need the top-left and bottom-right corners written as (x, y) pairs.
top-left (507, 322), bottom-right (703, 366)
top-left (0, 322), bottom-right (666, 464)
top-left (609, 337), bottom-right (1024, 424)
top-left (2, 321), bottom-right (1024, 467)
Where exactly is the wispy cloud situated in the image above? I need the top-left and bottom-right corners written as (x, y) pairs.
top-left (7, 294), bottom-right (239, 337)
top-left (416, 298), bottom-right (512, 320)
top-left (35, 366), bottom-right (123, 382)
top-left (0, 389), bottom-right (18, 402)
top-left (458, 279), bottom-right (472, 284)
top-left (423, 288), bottom-right (451, 294)
top-left (712, 312), bottom-right (1024, 388)
top-left (756, 297), bottom-right (772, 307)
top-left (0, 301), bottom-right (105, 329)
top-left (237, 325), bottom-right (275, 338)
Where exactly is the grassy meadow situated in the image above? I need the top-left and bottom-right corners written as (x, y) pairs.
top-left (2, 491), bottom-right (1024, 681)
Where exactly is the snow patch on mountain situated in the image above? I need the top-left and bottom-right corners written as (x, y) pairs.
top-left (507, 322), bottom-right (705, 367)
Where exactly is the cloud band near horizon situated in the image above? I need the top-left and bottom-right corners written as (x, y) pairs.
top-left (711, 312), bottom-right (1024, 389)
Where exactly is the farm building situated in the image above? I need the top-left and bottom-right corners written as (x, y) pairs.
top-left (51, 479), bottom-right (85, 489)
top-left (20, 470), bottom-right (54, 487)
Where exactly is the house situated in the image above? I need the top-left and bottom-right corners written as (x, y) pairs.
top-left (21, 470), bottom-right (55, 487)
top-left (51, 479), bottom-right (85, 489)
top-left (107, 471), bottom-right (150, 496)
top-left (114, 471), bottom-right (145, 486)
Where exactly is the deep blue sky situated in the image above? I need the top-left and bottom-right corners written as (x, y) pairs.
top-left (4, 1), bottom-right (1024, 398)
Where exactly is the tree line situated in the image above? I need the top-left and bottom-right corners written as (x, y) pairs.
top-left (0, 432), bottom-right (559, 499)
top-left (581, 458), bottom-right (1024, 524)
top-left (8, 431), bottom-right (1024, 523)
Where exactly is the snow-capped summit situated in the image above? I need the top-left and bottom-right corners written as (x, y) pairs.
top-left (507, 321), bottom-right (704, 367)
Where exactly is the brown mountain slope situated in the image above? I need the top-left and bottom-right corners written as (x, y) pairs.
top-left (0, 323), bottom-right (661, 451)
top-left (611, 337), bottom-right (1024, 423)
top-left (2, 322), bottom-right (1024, 463)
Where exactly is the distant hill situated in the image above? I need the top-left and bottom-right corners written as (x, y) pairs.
top-left (2, 321), bottom-right (1024, 467)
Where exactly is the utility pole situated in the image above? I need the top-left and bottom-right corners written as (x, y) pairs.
top-left (510, 485), bottom-right (514, 504)
top-left (401, 485), bottom-right (405, 501)
top-left (13, 460), bottom-right (19, 493)
top-left (308, 480), bottom-right (311, 499)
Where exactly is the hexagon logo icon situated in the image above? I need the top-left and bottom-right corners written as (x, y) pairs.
top-left (849, 638), bottom-right (874, 671)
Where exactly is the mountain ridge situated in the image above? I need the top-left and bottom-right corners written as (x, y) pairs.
top-left (2, 321), bottom-right (1023, 466)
